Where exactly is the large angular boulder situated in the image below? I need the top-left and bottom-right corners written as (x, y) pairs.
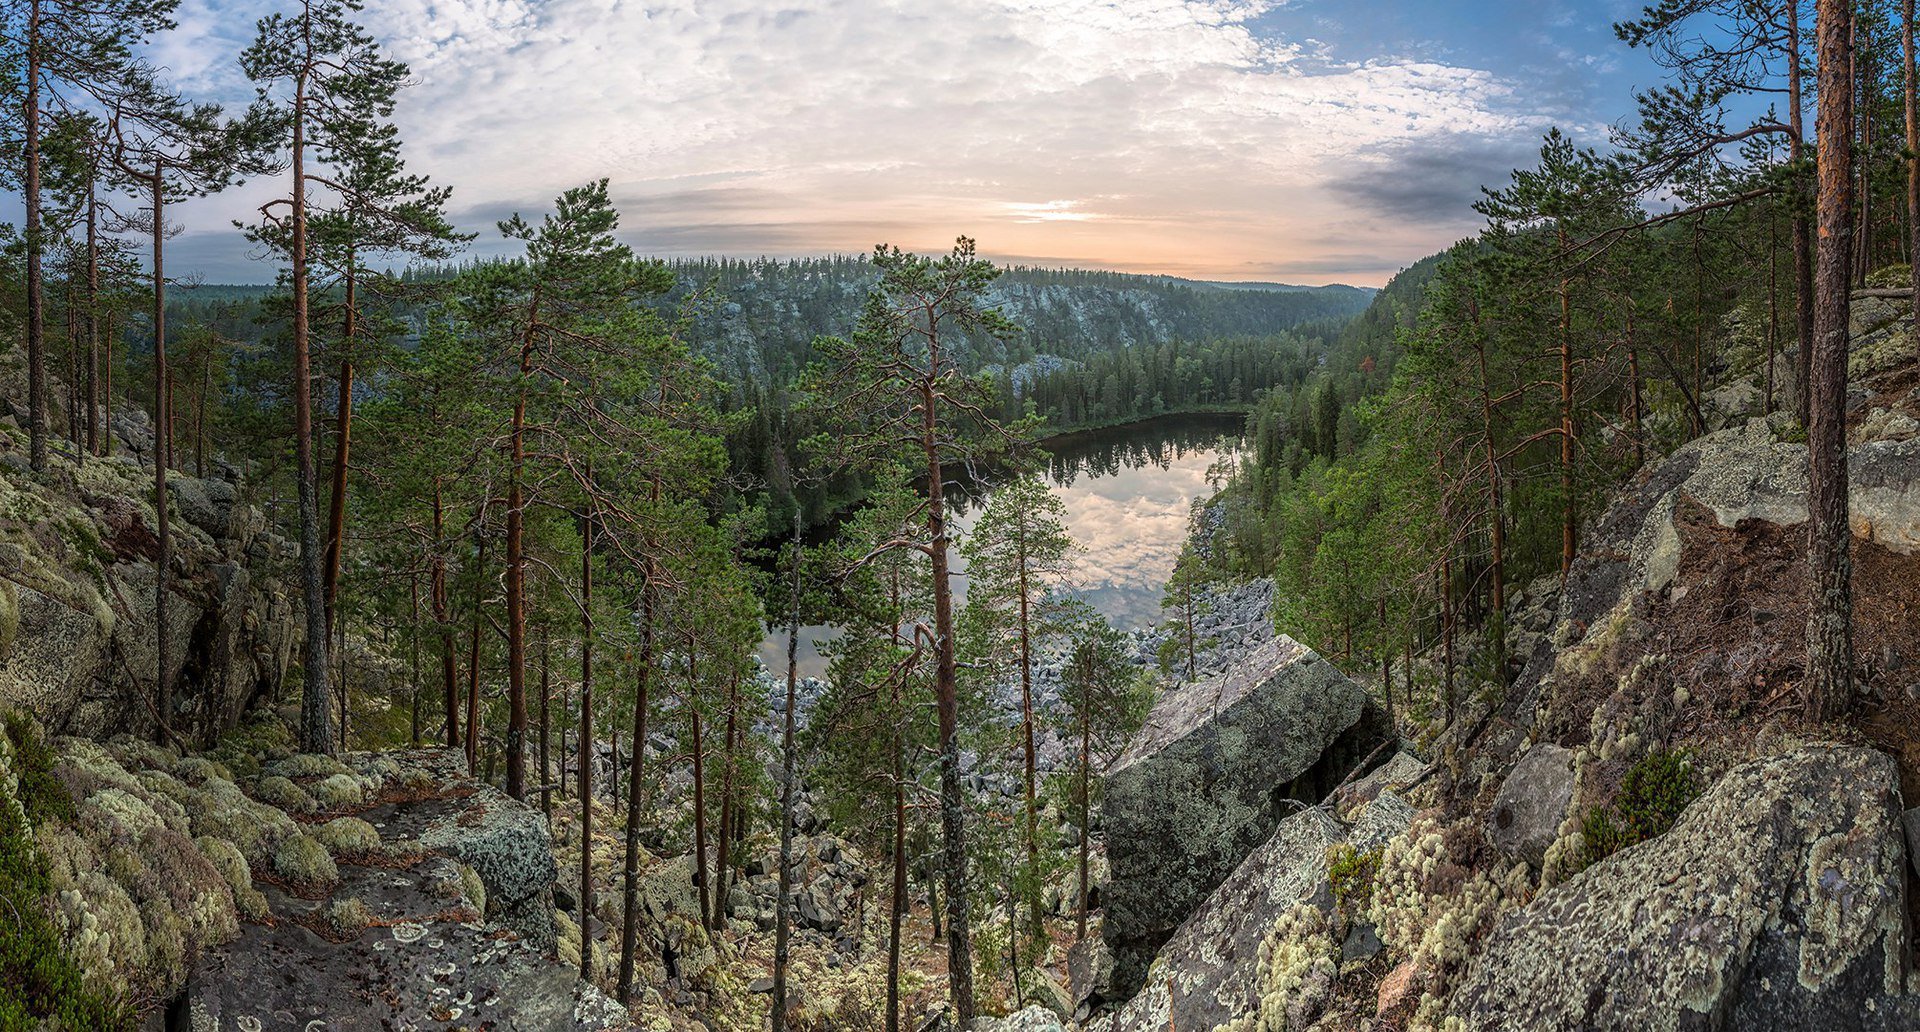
top-left (418, 765), bottom-right (558, 951)
top-left (1107, 808), bottom-right (1346, 1031)
top-left (1101, 635), bottom-right (1392, 999)
top-left (1451, 746), bottom-right (1911, 1031)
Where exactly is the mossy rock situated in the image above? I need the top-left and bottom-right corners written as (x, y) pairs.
top-left (265, 753), bottom-right (353, 780)
top-left (272, 833), bottom-right (338, 890)
top-left (169, 756), bottom-right (232, 786)
top-left (319, 896), bottom-right (373, 938)
top-left (311, 816), bottom-right (380, 857)
top-left (181, 777), bottom-right (298, 868)
top-left (253, 774), bottom-right (315, 813)
top-left (196, 835), bottom-right (267, 921)
top-left (310, 773), bottom-right (365, 810)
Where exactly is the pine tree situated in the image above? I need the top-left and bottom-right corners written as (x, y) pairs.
top-left (105, 84), bottom-right (277, 746)
top-left (801, 238), bottom-right (1035, 1024)
top-left (1806, 0), bottom-right (1856, 718)
top-left (0, 0), bottom-right (177, 471)
top-left (960, 472), bottom-right (1073, 940)
top-left (243, 0), bottom-right (429, 754)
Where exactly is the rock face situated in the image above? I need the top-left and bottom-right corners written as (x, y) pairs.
top-left (0, 444), bottom-right (294, 742)
top-left (1101, 635), bottom-right (1391, 998)
top-left (1451, 746), bottom-right (1910, 1031)
top-left (1486, 744), bottom-right (1575, 868)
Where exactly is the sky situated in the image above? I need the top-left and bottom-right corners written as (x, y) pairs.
top-left (36, 0), bottom-right (1666, 286)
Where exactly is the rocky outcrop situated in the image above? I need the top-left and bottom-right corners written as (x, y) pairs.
top-left (1101, 635), bottom-right (1392, 999)
top-left (976, 1005), bottom-right (1069, 1032)
top-left (1451, 746), bottom-right (1911, 1031)
top-left (0, 432), bottom-right (294, 743)
top-left (1107, 808), bottom-right (1346, 1032)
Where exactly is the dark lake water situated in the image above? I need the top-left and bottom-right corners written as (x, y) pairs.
top-left (760, 412), bottom-right (1245, 680)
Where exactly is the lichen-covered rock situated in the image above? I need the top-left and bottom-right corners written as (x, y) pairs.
top-left (0, 451), bottom-right (293, 743)
top-left (418, 770), bottom-right (556, 951)
top-left (1068, 934), bottom-right (1116, 1018)
top-left (1486, 743), bottom-right (1575, 868)
top-left (1451, 746), bottom-right (1910, 1031)
top-left (1102, 635), bottom-right (1391, 998)
top-left (1106, 808), bottom-right (1349, 1032)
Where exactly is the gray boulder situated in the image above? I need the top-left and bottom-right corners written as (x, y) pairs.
top-left (419, 774), bottom-right (558, 951)
top-left (1451, 746), bottom-right (1911, 1031)
top-left (1106, 807), bottom-right (1347, 1032)
top-left (1101, 635), bottom-right (1391, 999)
top-left (1486, 743), bottom-right (1576, 868)
top-left (1067, 934), bottom-right (1116, 1018)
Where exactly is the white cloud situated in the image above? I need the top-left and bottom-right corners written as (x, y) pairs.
top-left (154, 0), bottom-right (1565, 283)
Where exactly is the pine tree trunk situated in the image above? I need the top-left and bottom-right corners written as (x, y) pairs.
top-left (1076, 696), bottom-right (1091, 942)
top-left (292, 44), bottom-right (335, 755)
top-left (577, 506), bottom-right (595, 981)
top-left (772, 510), bottom-right (802, 1032)
top-left (433, 482), bottom-right (459, 749)
top-left (617, 563), bottom-right (656, 1002)
top-left (1016, 513), bottom-right (1040, 939)
top-left (713, 672), bottom-right (739, 935)
top-left (503, 313), bottom-right (537, 801)
top-left (86, 180), bottom-right (101, 456)
top-left (1907, 0), bottom-right (1919, 324)
top-left (323, 269), bottom-right (356, 633)
top-left (151, 167), bottom-right (172, 744)
top-left (1808, 0), bottom-right (1857, 720)
top-left (465, 537), bottom-right (486, 774)
top-left (539, 621), bottom-right (551, 815)
top-left (924, 379), bottom-right (977, 1024)
top-left (690, 645), bottom-right (711, 931)
top-left (1791, 0), bottom-right (1816, 426)
top-left (1558, 229), bottom-right (1575, 582)
top-left (24, 0), bottom-right (47, 473)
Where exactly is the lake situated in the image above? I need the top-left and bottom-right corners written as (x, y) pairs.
top-left (760, 412), bottom-right (1246, 680)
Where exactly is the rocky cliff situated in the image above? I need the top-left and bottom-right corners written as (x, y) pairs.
top-left (0, 398), bottom-right (294, 744)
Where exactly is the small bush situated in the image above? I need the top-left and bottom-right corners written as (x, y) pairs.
top-left (1328, 843), bottom-right (1383, 911)
top-left (1580, 750), bottom-right (1697, 869)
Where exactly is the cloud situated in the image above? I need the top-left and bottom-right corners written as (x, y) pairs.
top-left (1328, 133), bottom-right (1544, 222)
top-left (141, 0), bottom-right (1587, 284)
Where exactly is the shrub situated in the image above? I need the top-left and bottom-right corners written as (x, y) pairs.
top-left (1580, 749), bottom-right (1697, 869)
top-left (1328, 843), bottom-right (1382, 911)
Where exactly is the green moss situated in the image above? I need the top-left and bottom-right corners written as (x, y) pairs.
top-left (0, 713), bottom-right (132, 1029)
top-left (272, 833), bottom-right (339, 889)
top-left (4, 711), bottom-right (75, 825)
top-left (310, 773), bottom-right (364, 810)
top-left (1580, 749), bottom-right (1698, 869)
top-left (1328, 843), bottom-right (1383, 911)
top-left (254, 774), bottom-right (316, 813)
top-left (319, 896), bottom-right (373, 937)
top-left (311, 816), bottom-right (380, 857)
top-left (196, 836), bottom-right (267, 921)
